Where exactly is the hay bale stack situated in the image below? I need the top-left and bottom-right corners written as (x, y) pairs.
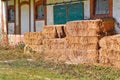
top-left (99, 35), bottom-right (120, 68)
top-left (64, 18), bottom-right (115, 64)
top-left (23, 18), bottom-right (115, 65)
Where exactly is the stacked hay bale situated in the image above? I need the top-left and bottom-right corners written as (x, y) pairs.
top-left (24, 25), bottom-right (66, 54)
top-left (24, 32), bottom-right (44, 53)
top-left (24, 18), bottom-right (115, 64)
top-left (99, 35), bottom-right (120, 68)
top-left (43, 38), bottom-right (70, 61)
top-left (42, 25), bottom-right (68, 61)
top-left (65, 18), bottom-right (115, 64)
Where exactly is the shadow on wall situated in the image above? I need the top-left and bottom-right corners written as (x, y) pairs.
top-left (115, 19), bottom-right (120, 34)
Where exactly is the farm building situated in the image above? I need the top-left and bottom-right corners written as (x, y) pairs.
top-left (0, 0), bottom-right (120, 45)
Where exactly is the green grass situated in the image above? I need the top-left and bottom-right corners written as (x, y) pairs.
top-left (0, 49), bottom-right (120, 80)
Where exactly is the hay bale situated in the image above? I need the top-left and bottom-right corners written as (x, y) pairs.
top-left (43, 38), bottom-right (68, 49)
top-left (43, 49), bottom-right (98, 64)
top-left (99, 49), bottom-right (120, 61)
top-left (66, 18), bottom-right (115, 37)
top-left (66, 20), bottom-right (100, 37)
top-left (99, 49), bottom-right (120, 68)
top-left (66, 29), bottom-right (99, 37)
top-left (29, 45), bottom-right (44, 53)
top-left (68, 50), bottom-right (98, 64)
top-left (68, 43), bottom-right (98, 50)
top-left (42, 25), bottom-right (57, 39)
top-left (43, 49), bottom-right (70, 62)
top-left (24, 32), bottom-right (30, 40)
top-left (99, 35), bottom-right (120, 50)
top-left (24, 32), bottom-right (43, 45)
top-left (66, 36), bottom-right (99, 44)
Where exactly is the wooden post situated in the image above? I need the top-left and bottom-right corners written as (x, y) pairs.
top-left (0, 0), bottom-right (1, 25)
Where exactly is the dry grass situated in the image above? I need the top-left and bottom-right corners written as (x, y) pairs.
top-left (0, 47), bottom-right (120, 80)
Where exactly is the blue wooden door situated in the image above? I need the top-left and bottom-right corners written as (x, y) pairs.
top-left (54, 2), bottom-right (84, 24)
top-left (54, 5), bottom-right (66, 24)
top-left (67, 3), bottom-right (84, 21)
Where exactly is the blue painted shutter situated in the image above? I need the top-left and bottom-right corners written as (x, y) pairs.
top-left (54, 5), bottom-right (66, 24)
top-left (54, 2), bottom-right (84, 24)
top-left (67, 3), bottom-right (84, 21)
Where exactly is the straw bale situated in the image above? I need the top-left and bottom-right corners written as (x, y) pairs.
top-left (43, 49), bottom-right (98, 64)
top-left (28, 45), bottom-right (44, 53)
top-left (66, 29), bottom-right (99, 37)
top-left (66, 18), bottom-right (114, 37)
top-left (24, 38), bottom-right (32, 45)
top-left (68, 43), bottom-right (98, 50)
top-left (68, 50), bottom-right (99, 64)
top-left (99, 49), bottom-right (120, 61)
top-left (99, 49), bottom-right (120, 68)
top-left (66, 36), bottom-right (99, 44)
top-left (24, 32), bottom-right (30, 40)
top-left (24, 32), bottom-right (43, 45)
top-left (42, 25), bottom-right (57, 39)
top-left (66, 20), bottom-right (100, 31)
top-left (43, 38), bottom-right (68, 49)
top-left (99, 35), bottom-right (120, 50)
top-left (43, 49), bottom-right (70, 62)
top-left (66, 20), bottom-right (100, 37)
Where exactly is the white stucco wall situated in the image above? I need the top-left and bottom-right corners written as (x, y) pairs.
top-left (113, 0), bottom-right (120, 33)
top-left (84, 0), bottom-right (90, 19)
top-left (47, 5), bottom-right (54, 25)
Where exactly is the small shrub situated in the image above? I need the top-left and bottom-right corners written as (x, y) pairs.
top-left (15, 42), bottom-right (25, 50)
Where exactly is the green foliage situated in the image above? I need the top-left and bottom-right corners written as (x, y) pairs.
top-left (15, 42), bottom-right (25, 50)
